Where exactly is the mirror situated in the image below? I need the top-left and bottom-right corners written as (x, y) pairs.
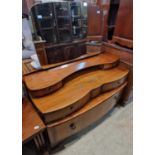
top-left (29, 1), bottom-right (88, 68)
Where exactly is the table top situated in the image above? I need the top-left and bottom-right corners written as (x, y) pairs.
top-left (22, 97), bottom-right (45, 143)
top-left (24, 53), bottom-right (119, 92)
top-left (22, 52), bottom-right (100, 76)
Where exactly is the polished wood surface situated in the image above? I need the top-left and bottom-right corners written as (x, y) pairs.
top-left (100, 0), bottom-right (111, 40)
top-left (22, 59), bottom-right (37, 76)
top-left (24, 53), bottom-right (120, 97)
top-left (112, 0), bottom-right (133, 48)
top-left (46, 40), bottom-right (87, 64)
top-left (87, 35), bottom-right (103, 41)
top-left (41, 51), bottom-right (100, 70)
top-left (103, 42), bottom-right (133, 65)
top-left (34, 41), bottom-right (48, 66)
top-left (31, 64), bottom-right (129, 123)
top-left (22, 51), bottom-right (100, 77)
top-left (102, 41), bottom-right (133, 103)
top-left (87, 4), bottom-right (102, 36)
top-left (86, 43), bottom-right (104, 53)
top-left (119, 61), bottom-right (133, 104)
top-left (22, 98), bottom-right (45, 144)
top-left (47, 83), bottom-right (126, 147)
top-left (112, 36), bottom-right (133, 49)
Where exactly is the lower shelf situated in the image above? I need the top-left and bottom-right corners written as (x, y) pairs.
top-left (47, 83), bottom-right (126, 147)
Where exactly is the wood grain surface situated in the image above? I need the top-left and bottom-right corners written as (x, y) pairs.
top-left (22, 52), bottom-right (100, 77)
top-left (31, 64), bottom-right (129, 123)
top-left (112, 0), bottom-right (133, 48)
top-left (22, 98), bottom-right (45, 144)
top-left (102, 41), bottom-right (133, 103)
top-left (24, 53), bottom-right (119, 97)
top-left (47, 83), bottom-right (126, 147)
top-left (41, 51), bottom-right (101, 70)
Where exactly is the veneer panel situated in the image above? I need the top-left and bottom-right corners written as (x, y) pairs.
top-left (31, 65), bottom-right (129, 123)
top-left (24, 53), bottom-right (120, 97)
top-left (47, 83), bottom-right (126, 147)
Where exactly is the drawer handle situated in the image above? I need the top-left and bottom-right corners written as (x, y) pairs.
top-left (70, 106), bottom-right (74, 110)
top-left (70, 123), bottom-right (76, 130)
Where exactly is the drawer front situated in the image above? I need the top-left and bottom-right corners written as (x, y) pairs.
top-left (43, 76), bottom-right (127, 124)
top-left (46, 47), bottom-right (64, 64)
top-left (47, 90), bottom-right (122, 147)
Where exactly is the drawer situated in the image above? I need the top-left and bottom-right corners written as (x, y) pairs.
top-left (47, 84), bottom-right (125, 147)
top-left (43, 76), bottom-right (127, 124)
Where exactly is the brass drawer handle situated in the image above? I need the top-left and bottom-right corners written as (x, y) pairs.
top-left (70, 123), bottom-right (76, 130)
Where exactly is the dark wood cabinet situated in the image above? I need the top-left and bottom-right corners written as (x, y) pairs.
top-left (31, 3), bottom-right (57, 43)
top-left (30, 1), bottom-right (89, 65)
top-left (71, 2), bottom-right (88, 39)
top-left (46, 40), bottom-right (87, 64)
top-left (112, 0), bottom-right (133, 48)
top-left (87, 4), bottom-right (103, 41)
top-left (31, 1), bottom-right (88, 43)
top-left (54, 2), bottom-right (72, 43)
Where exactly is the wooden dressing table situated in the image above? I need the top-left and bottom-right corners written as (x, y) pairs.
top-left (22, 0), bottom-right (133, 152)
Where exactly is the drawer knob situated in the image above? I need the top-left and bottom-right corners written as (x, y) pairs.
top-left (70, 106), bottom-right (74, 110)
top-left (70, 123), bottom-right (76, 130)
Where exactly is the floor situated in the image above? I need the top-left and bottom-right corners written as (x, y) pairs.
top-left (23, 102), bottom-right (133, 155)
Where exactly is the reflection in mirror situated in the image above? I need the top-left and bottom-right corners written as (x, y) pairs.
top-left (28, 1), bottom-right (91, 68)
top-left (22, 16), bottom-right (41, 71)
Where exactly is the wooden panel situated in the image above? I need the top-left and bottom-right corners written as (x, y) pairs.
top-left (87, 35), bottom-right (103, 41)
top-left (46, 47), bottom-right (64, 64)
top-left (47, 84), bottom-right (126, 147)
top-left (24, 53), bottom-right (120, 97)
top-left (22, 52), bottom-right (100, 76)
top-left (112, 36), bottom-right (133, 48)
top-left (103, 42), bottom-right (133, 65)
top-left (112, 0), bottom-right (133, 48)
top-left (87, 44), bottom-right (103, 53)
top-left (101, 0), bottom-right (111, 40)
top-left (102, 42), bottom-right (133, 103)
top-left (46, 43), bottom-right (87, 64)
top-left (87, 4), bottom-right (102, 36)
top-left (119, 61), bottom-right (133, 104)
top-left (34, 41), bottom-right (48, 65)
top-left (30, 65), bottom-right (129, 123)
top-left (22, 98), bottom-right (45, 144)
top-left (42, 51), bottom-right (100, 70)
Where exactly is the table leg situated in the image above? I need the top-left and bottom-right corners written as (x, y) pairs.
top-left (33, 133), bottom-right (49, 155)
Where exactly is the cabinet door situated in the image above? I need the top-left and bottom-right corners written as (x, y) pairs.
top-left (71, 2), bottom-right (88, 40)
top-left (31, 3), bottom-right (58, 43)
top-left (112, 0), bottom-right (133, 48)
top-left (46, 47), bottom-right (64, 64)
top-left (87, 4), bottom-right (102, 36)
top-left (63, 45), bottom-right (75, 60)
top-left (54, 2), bottom-right (72, 43)
top-left (76, 43), bottom-right (87, 56)
top-left (114, 0), bottom-right (133, 39)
